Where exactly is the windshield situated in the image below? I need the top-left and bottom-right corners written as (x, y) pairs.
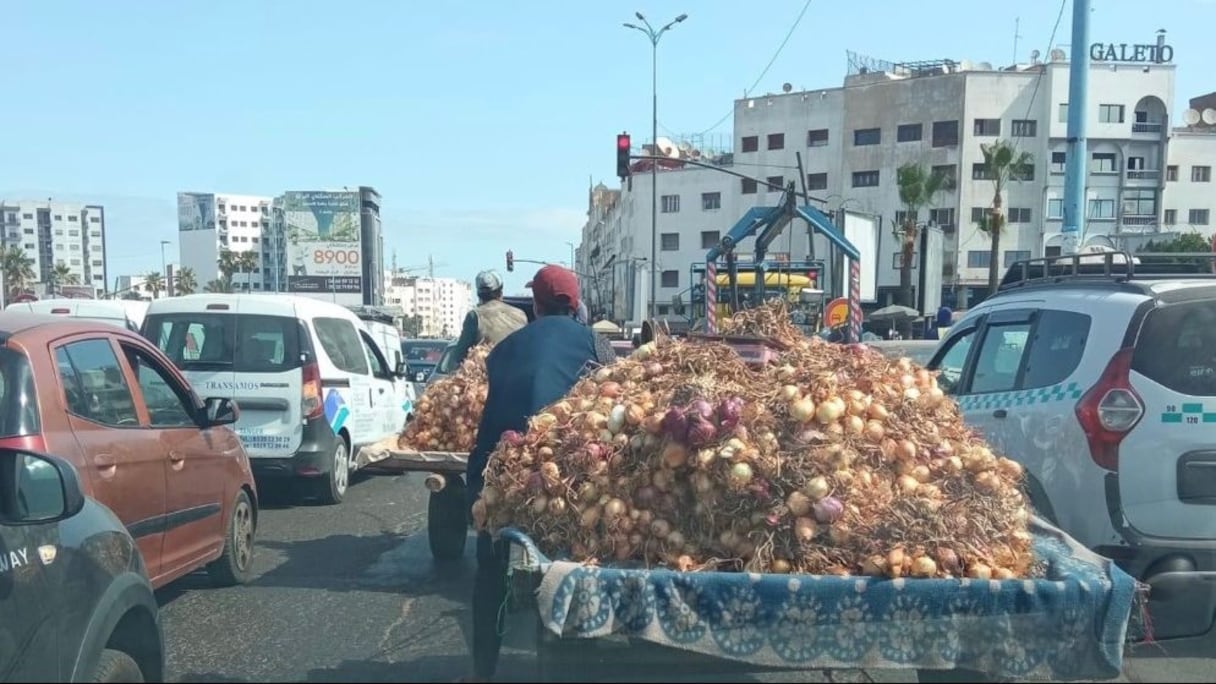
top-left (144, 312), bottom-right (303, 373)
top-left (403, 340), bottom-right (447, 364)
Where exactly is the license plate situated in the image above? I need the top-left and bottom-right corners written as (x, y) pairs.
top-left (416, 372), bottom-right (427, 382)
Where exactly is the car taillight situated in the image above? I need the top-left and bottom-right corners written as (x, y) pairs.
top-left (1075, 347), bottom-right (1143, 471)
top-left (301, 361), bottom-right (323, 420)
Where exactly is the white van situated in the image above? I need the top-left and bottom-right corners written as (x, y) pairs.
top-left (143, 293), bottom-right (413, 504)
top-left (6, 298), bottom-right (148, 332)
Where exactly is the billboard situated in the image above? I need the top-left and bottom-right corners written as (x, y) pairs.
top-left (177, 192), bottom-right (216, 232)
top-left (842, 211), bottom-right (879, 303)
top-left (282, 191), bottom-right (363, 295)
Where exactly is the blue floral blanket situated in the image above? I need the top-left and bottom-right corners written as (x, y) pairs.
top-left (498, 519), bottom-right (1137, 681)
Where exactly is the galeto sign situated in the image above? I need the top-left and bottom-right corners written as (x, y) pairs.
top-left (1090, 42), bottom-right (1174, 64)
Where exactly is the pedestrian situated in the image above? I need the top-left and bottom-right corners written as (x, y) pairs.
top-left (450, 270), bottom-right (528, 366)
top-left (575, 300), bottom-right (617, 366)
top-left (462, 265), bottom-right (606, 682)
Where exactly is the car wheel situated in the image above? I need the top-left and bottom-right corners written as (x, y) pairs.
top-left (314, 439), bottom-right (350, 505)
top-left (206, 489), bottom-right (256, 586)
top-left (92, 649), bottom-right (143, 683)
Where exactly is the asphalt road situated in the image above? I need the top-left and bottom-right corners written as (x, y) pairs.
top-left (154, 471), bottom-right (1209, 683)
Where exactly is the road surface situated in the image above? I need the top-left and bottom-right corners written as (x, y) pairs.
top-left (156, 471), bottom-right (1208, 682)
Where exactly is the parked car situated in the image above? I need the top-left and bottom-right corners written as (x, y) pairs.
top-left (0, 310), bottom-right (257, 590)
top-left (926, 251), bottom-right (1216, 651)
top-left (6, 298), bottom-right (148, 333)
top-left (0, 447), bottom-right (165, 681)
top-left (143, 294), bottom-right (411, 504)
top-left (402, 338), bottom-right (450, 384)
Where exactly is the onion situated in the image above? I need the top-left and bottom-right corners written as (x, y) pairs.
top-left (644, 362), bottom-right (664, 377)
top-left (803, 476), bottom-right (830, 501)
top-left (896, 474), bottom-right (919, 494)
top-left (642, 414), bottom-right (664, 435)
top-left (690, 399), bottom-right (714, 420)
top-left (867, 402), bottom-right (889, 421)
top-left (624, 404), bottom-right (645, 426)
top-left (845, 415), bottom-right (864, 435)
top-left (887, 548), bottom-right (906, 578)
top-left (547, 497), bottom-right (568, 516)
top-left (790, 398), bottom-right (816, 423)
top-left (686, 417), bottom-right (718, 448)
top-left (599, 381), bottom-right (623, 399)
top-left (634, 485), bottom-right (659, 507)
top-left (786, 490), bottom-right (812, 516)
top-left (967, 563), bottom-right (993, 580)
top-left (603, 498), bottom-right (627, 519)
top-left (593, 367), bottom-right (613, 383)
top-left (934, 547), bottom-right (962, 576)
top-left (662, 442), bottom-right (688, 468)
top-left (728, 462), bottom-right (753, 489)
top-left (815, 397), bottom-right (845, 424)
top-left (649, 518), bottom-right (672, 539)
top-left (779, 385), bottom-right (801, 401)
top-left (501, 430), bottom-right (525, 448)
top-left (607, 405), bottom-right (627, 434)
top-left (910, 555), bottom-right (937, 577)
top-left (863, 420), bottom-right (885, 443)
top-left (770, 559), bottom-right (792, 574)
top-left (531, 495), bottom-right (549, 515)
top-left (660, 408), bottom-right (688, 441)
top-left (812, 496), bottom-right (844, 523)
top-left (575, 481), bottom-right (598, 502)
top-left (793, 516), bottom-right (818, 542)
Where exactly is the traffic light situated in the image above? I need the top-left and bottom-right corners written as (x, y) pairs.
top-left (616, 133), bottom-right (631, 179)
top-left (506, 250), bottom-right (514, 272)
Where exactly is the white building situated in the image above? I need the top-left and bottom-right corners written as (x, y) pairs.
top-left (383, 273), bottom-right (473, 338)
top-left (0, 200), bottom-right (107, 295)
top-left (177, 192), bottom-right (272, 292)
top-left (580, 34), bottom-right (1216, 311)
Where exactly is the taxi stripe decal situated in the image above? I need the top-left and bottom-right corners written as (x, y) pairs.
top-left (956, 382), bottom-right (1084, 412)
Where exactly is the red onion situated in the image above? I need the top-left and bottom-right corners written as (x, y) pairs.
top-left (813, 496), bottom-right (844, 524)
top-left (583, 442), bottom-right (606, 462)
top-left (765, 513), bottom-right (781, 527)
top-left (717, 397), bottom-right (744, 431)
top-left (690, 398), bottom-right (715, 420)
top-left (501, 430), bottom-right (525, 447)
top-left (747, 478), bottom-right (772, 500)
top-left (686, 417), bottom-right (718, 447)
top-left (526, 471), bottom-right (545, 494)
top-left (661, 408), bottom-right (689, 441)
top-left (634, 485), bottom-right (659, 507)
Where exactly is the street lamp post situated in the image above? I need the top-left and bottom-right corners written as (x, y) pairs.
top-left (160, 240), bottom-right (171, 298)
top-left (624, 11), bottom-right (687, 320)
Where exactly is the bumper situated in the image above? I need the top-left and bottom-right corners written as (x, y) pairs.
top-left (248, 414), bottom-right (341, 479)
top-left (1102, 473), bottom-right (1216, 650)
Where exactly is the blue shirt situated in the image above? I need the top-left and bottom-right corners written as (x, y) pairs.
top-left (466, 315), bottom-right (600, 505)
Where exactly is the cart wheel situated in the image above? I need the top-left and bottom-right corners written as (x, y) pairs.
top-left (428, 475), bottom-right (468, 561)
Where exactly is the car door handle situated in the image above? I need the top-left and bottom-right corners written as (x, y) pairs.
top-left (993, 409), bottom-right (1008, 419)
top-left (94, 453), bottom-right (116, 469)
top-left (169, 450), bottom-right (186, 463)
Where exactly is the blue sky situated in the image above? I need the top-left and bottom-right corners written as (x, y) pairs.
top-left (2, 0), bottom-right (1213, 294)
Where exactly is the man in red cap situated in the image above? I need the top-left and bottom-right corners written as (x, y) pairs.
top-left (463, 264), bottom-right (610, 682)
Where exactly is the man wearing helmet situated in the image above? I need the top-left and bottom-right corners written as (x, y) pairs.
top-left (450, 270), bottom-right (528, 365)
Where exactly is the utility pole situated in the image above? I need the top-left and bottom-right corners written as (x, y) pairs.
top-left (1061, 0), bottom-right (1091, 255)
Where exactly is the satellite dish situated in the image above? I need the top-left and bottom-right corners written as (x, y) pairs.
top-left (782, 82), bottom-right (793, 93)
top-left (678, 140), bottom-right (692, 153)
top-left (1204, 109), bottom-right (1216, 125)
top-left (1031, 49), bottom-right (1041, 63)
top-left (977, 62), bottom-right (993, 71)
top-left (654, 137), bottom-right (679, 158)
top-left (1050, 49), bottom-right (1066, 62)
top-left (1184, 109), bottom-right (1201, 125)
top-left (959, 59), bottom-right (974, 71)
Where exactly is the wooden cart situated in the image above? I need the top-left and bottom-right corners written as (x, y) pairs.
top-left (363, 439), bottom-right (471, 561)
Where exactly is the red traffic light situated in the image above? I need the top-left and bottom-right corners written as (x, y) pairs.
top-left (506, 250), bottom-right (515, 272)
top-left (616, 132), bottom-right (632, 179)
top-left (617, 134), bottom-right (631, 150)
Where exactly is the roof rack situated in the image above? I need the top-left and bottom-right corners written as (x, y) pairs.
top-left (1000, 251), bottom-right (1216, 291)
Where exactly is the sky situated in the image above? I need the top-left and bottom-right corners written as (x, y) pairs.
top-left (2, 0), bottom-right (1214, 295)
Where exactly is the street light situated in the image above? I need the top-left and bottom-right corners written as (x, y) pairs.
top-left (624, 11), bottom-right (687, 320)
top-left (160, 240), bottom-right (171, 298)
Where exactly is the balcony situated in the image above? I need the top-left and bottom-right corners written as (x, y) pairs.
top-left (1131, 121), bottom-right (1164, 135)
top-left (1120, 215), bottom-right (1157, 233)
top-left (1125, 169), bottom-right (1161, 182)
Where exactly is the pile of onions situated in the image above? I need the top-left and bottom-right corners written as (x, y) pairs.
top-left (478, 303), bottom-right (1035, 580)
top-left (398, 344), bottom-right (492, 452)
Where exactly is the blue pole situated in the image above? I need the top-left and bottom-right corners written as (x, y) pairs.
top-left (1061, 0), bottom-right (1091, 255)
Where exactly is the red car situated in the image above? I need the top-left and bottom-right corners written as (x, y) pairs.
top-left (0, 311), bottom-right (258, 589)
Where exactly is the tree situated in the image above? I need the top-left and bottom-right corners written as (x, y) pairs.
top-left (400, 315), bottom-right (423, 338)
top-left (175, 266), bottom-right (198, 295)
top-left (1138, 232), bottom-right (1212, 269)
top-left (218, 249), bottom-right (238, 291)
top-left (144, 271), bottom-right (164, 299)
top-left (895, 163), bottom-right (952, 308)
top-left (974, 140), bottom-right (1034, 294)
top-left (50, 262), bottom-right (79, 293)
top-left (236, 251), bottom-right (259, 292)
top-left (1, 246), bottom-right (36, 301)
top-left (203, 278), bottom-right (232, 293)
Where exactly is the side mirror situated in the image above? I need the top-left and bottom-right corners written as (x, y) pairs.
top-left (395, 359), bottom-right (408, 377)
top-left (0, 450), bottom-right (86, 523)
top-left (203, 396), bottom-right (240, 426)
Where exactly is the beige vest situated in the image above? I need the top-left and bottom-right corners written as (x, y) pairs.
top-left (475, 299), bottom-right (527, 345)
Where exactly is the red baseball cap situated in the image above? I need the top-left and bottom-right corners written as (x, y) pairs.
top-left (526, 265), bottom-right (580, 313)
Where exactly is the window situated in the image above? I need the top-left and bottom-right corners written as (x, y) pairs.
top-left (852, 170), bottom-right (880, 188)
top-left (1003, 250), bottom-right (1031, 267)
top-left (897, 123), bottom-right (923, 142)
top-left (767, 133), bottom-right (785, 150)
top-left (1011, 163), bottom-right (1034, 181)
top-left (741, 136), bottom-right (759, 152)
top-left (22, 213), bottom-right (31, 220)
top-left (1008, 208), bottom-right (1031, 223)
top-left (807, 129), bottom-right (829, 147)
top-left (1133, 301), bottom-right (1216, 396)
top-left (1163, 209), bottom-right (1177, 225)
top-left (701, 192), bottom-right (721, 211)
top-left (1012, 119), bottom-right (1037, 137)
top-left (967, 251), bottom-right (991, 269)
top-left (971, 164), bottom-right (995, 181)
top-left (1091, 153), bottom-right (1118, 174)
top-left (1166, 166), bottom-right (1178, 182)
top-left (54, 339), bottom-right (138, 427)
top-left (53, 214), bottom-right (62, 221)
top-left (853, 128), bottom-right (881, 146)
top-left (741, 178), bottom-right (757, 194)
top-left (90, 217), bottom-right (100, 223)
top-left (660, 270), bottom-right (679, 288)
top-left (146, 313), bottom-right (303, 373)
top-left (931, 164), bottom-right (957, 188)
top-left (1193, 166), bottom-right (1212, 182)
top-left (1122, 189), bottom-right (1156, 216)
top-left (358, 332), bottom-right (392, 380)
top-left (1098, 104), bottom-right (1125, 124)
top-left (970, 323), bottom-right (1031, 394)
top-left (68, 215), bottom-right (78, 222)
top-left (766, 176), bottom-right (784, 192)
top-left (1021, 311), bottom-right (1091, 389)
top-left (1088, 199), bottom-right (1116, 219)
top-left (700, 230), bottom-right (720, 249)
top-left (660, 195), bottom-right (680, 213)
top-left (932, 329), bottom-right (976, 394)
top-left (1190, 209), bottom-right (1211, 226)
top-left (973, 118), bottom-right (1001, 136)
top-left (660, 233), bottom-right (680, 251)
top-left (970, 207), bottom-right (988, 224)
top-left (806, 173), bottom-right (828, 190)
top-left (313, 317), bottom-right (370, 375)
top-left (929, 208), bottom-right (955, 231)
top-left (1045, 246), bottom-right (1062, 257)
top-left (894, 210), bottom-right (919, 226)
top-left (1047, 199), bottom-right (1063, 219)
top-left (1051, 152), bottom-right (1066, 174)
top-left (122, 345), bottom-right (195, 427)
top-left (931, 120), bottom-right (958, 147)
top-left (1058, 104), bottom-right (1068, 123)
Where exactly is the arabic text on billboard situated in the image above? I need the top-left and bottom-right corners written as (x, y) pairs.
top-left (283, 191), bottom-right (363, 294)
top-left (177, 193), bottom-right (216, 233)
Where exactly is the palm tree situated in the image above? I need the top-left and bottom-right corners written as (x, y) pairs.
top-left (203, 278), bottom-right (231, 293)
top-left (144, 271), bottom-right (164, 299)
top-left (236, 251), bottom-right (259, 292)
top-left (1, 246), bottom-right (36, 301)
top-left (975, 140), bottom-right (1034, 294)
top-left (50, 262), bottom-right (80, 294)
top-left (175, 266), bottom-right (197, 295)
top-left (895, 163), bottom-right (952, 308)
top-left (218, 249), bottom-right (238, 291)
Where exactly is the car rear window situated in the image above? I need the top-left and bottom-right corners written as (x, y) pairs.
top-left (145, 313), bottom-right (304, 373)
top-left (0, 346), bottom-right (39, 438)
top-left (1133, 300), bottom-right (1216, 396)
top-left (403, 342), bottom-right (447, 363)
